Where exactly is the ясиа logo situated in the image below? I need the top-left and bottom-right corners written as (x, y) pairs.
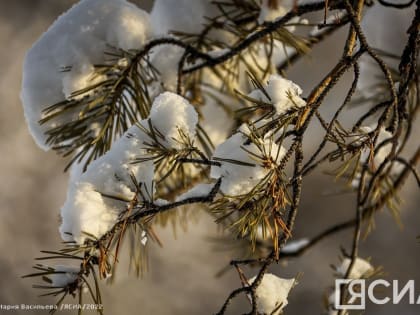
top-left (334, 279), bottom-right (420, 310)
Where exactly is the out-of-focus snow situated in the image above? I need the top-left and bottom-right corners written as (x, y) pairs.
top-left (21, 0), bottom-right (151, 150)
top-left (50, 265), bottom-right (79, 287)
top-left (202, 46), bottom-right (273, 93)
top-left (282, 238), bottom-right (310, 253)
top-left (258, 0), bottom-right (292, 24)
top-left (150, 0), bottom-right (230, 42)
top-left (309, 10), bottom-right (347, 37)
top-left (336, 257), bottom-right (373, 279)
top-left (150, 44), bottom-right (185, 92)
top-left (200, 94), bottom-right (233, 147)
top-left (327, 257), bottom-right (373, 313)
top-left (327, 292), bottom-right (349, 315)
top-left (359, 125), bottom-right (403, 175)
top-left (210, 132), bottom-right (286, 196)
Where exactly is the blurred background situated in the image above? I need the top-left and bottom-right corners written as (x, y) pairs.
top-left (0, 1), bottom-right (418, 314)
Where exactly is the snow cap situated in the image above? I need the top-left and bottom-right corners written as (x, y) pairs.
top-left (248, 273), bottom-right (296, 314)
top-left (149, 92), bottom-right (199, 148)
top-left (248, 74), bottom-right (306, 116)
top-left (21, 0), bottom-right (151, 150)
top-left (336, 257), bottom-right (374, 279)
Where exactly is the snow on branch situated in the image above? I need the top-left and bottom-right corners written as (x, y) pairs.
top-left (19, 0), bottom-right (420, 314)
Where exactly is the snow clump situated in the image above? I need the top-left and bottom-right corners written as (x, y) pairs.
top-left (50, 265), bottom-right (80, 287)
top-left (248, 74), bottom-right (306, 116)
top-left (149, 92), bottom-right (198, 149)
top-left (60, 92), bottom-right (199, 244)
top-left (21, 0), bottom-right (151, 150)
top-left (281, 238), bottom-right (310, 254)
top-left (336, 257), bottom-right (374, 279)
top-left (248, 273), bottom-right (296, 314)
top-left (175, 183), bottom-right (215, 202)
top-left (59, 123), bottom-right (154, 244)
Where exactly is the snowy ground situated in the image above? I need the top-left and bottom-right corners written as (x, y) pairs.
top-left (0, 1), bottom-right (419, 315)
